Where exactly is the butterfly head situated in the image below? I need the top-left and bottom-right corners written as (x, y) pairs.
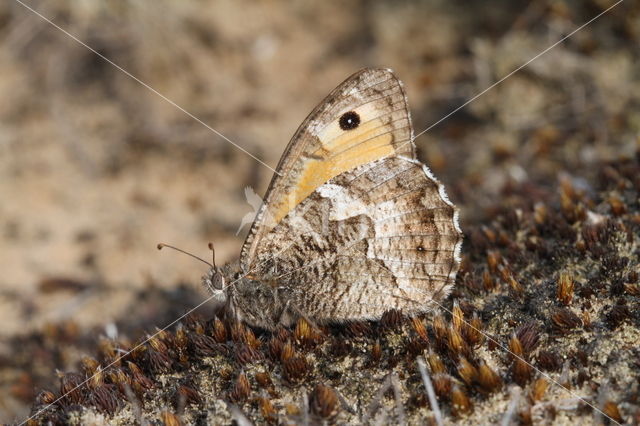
top-left (202, 265), bottom-right (228, 303)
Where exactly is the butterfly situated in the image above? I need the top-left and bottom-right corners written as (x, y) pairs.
top-left (205, 68), bottom-right (462, 330)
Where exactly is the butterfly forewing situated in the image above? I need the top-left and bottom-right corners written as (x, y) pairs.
top-left (241, 68), bottom-right (414, 272)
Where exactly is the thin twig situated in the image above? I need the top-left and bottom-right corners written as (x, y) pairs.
top-left (501, 386), bottom-right (521, 426)
top-left (390, 373), bottom-right (407, 426)
top-left (417, 357), bottom-right (443, 426)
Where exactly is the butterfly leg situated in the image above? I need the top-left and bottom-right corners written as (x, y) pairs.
top-left (277, 299), bottom-right (292, 326)
top-left (275, 299), bottom-right (320, 331)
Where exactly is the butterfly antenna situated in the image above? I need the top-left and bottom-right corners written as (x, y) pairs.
top-left (208, 242), bottom-right (217, 269)
top-left (157, 243), bottom-right (213, 268)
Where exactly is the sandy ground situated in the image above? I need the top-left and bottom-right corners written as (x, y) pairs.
top-left (0, 0), bottom-right (638, 422)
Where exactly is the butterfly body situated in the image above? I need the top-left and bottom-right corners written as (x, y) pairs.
top-left (204, 68), bottom-right (462, 331)
top-left (206, 263), bottom-right (295, 329)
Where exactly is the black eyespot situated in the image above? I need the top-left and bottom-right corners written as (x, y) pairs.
top-left (339, 111), bottom-right (360, 130)
top-left (417, 246), bottom-right (424, 252)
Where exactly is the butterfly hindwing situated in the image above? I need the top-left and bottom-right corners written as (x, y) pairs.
top-left (249, 156), bottom-right (461, 320)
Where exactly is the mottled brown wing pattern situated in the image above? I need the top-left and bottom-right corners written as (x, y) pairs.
top-left (252, 156), bottom-right (462, 321)
top-left (241, 68), bottom-right (414, 272)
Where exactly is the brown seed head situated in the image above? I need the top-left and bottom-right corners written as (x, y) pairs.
top-left (193, 321), bottom-right (205, 335)
top-left (89, 367), bottom-right (104, 388)
top-left (477, 361), bottom-right (502, 393)
top-left (380, 309), bottom-right (405, 329)
top-left (557, 272), bottom-right (574, 305)
top-left (457, 357), bottom-right (477, 386)
top-left (624, 283), bottom-right (640, 296)
top-left (257, 396), bottom-right (277, 422)
top-left (81, 357), bottom-right (100, 376)
top-left (464, 313), bottom-right (484, 346)
top-left (130, 343), bottom-right (147, 362)
top-left (432, 314), bottom-right (447, 343)
top-left (294, 317), bottom-right (312, 342)
top-left (515, 322), bottom-right (540, 355)
top-left (175, 327), bottom-right (188, 350)
top-left (283, 356), bottom-right (309, 382)
top-left (174, 384), bottom-right (201, 408)
top-left (274, 326), bottom-right (291, 342)
top-left (244, 327), bottom-right (261, 349)
top-left (60, 373), bottom-right (84, 405)
top-left (608, 196), bottom-right (627, 216)
top-left (451, 385), bottom-right (472, 416)
top-left (147, 348), bottom-right (172, 372)
top-left (255, 371), bottom-right (273, 389)
top-left (189, 333), bottom-right (225, 357)
top-left (229, 372), bottom-right (251, 402)
top-left (602, 400), bottom-right (624, 423)
top-left (155, 328), bottom-right (170, 342)
top-left (346, 320), bottom-right (373, 336)
top-left (427, 352), bottom-right (446, 375)
top-left (508, 334), bottom-right (523, 357)
top-left (285, 403), bottom-right (300, 416)
top-left (448, 325), bottom-right (469, 357)
top-left (530, 377), bottom-right (549, 402)
top-left (371, 341), bottom-right (382, 364)
top-left (513, 358), bottom-right (533, 386)
top-left (432, 374), bottom-right (452, 398)
top-left (519, 406), bottom-right (533, 425)
top-left (212, 317), bottom-right (227, 343)
top-left (481, 226), bottom-right (496, 243)
top-left (486, 251), bottom-right (500, 274)
top-left (294, 318), bottom-right (323, 347)
top-left (230, 322), bottom-right (248, 343)
top-left (267, 337), bottom-right (284, 361)
top-left (551, 308), bottom-right (582, 331)
top-left (482, 270), bottom-right (496, 291)
top-left (536, 351), bottom-right (561, 372)
top-left (89, 385), bottom-right (120, 414)
top-left (582, 310), bottom-right (592, 329)
top-left (411, 317), bottom-right (429, 341)
top-left (280, 341), bottom-right (296, 362)
top-left (127, 361), bottom-right (154, 390)
top-left (98, 339), bottom-right (118, 365)
top-left (560, 185), bottom-right (574, 218)
top-left (234, 343), bottom-right (262, 365)
top-left (35, 390), bottom-right (57, 405)
top-left (606, 304), bottom-right (632, 329)
top-left (506, 275), bottom-right (524, 295)
top-left (407, 337), bottom-right (429, 356)
top-left (338, 344), bottom-right (359, 362)
top-left (452, 301), bottom-right (464, 331)
top-left (108, 367), bottom-right (130, 388)
top-left (533, 203), bottom-right (547, 225)
top-left (309, 384), bottom-right (339, 418)
top-left (161, 411), bottom-right (182, 426)
top-left (218, 366), bottom-right (233, 381)
top-left (149, 335), bottom-right (169, 354)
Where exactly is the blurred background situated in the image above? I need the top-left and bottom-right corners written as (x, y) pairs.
top-left (0, 0), bottom-right (638, 421)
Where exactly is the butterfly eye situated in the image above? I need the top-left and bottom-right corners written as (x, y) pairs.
top-left (339, 111), bottom-right (360, 130)
top-left (212, 271), bottom-right (225, 290)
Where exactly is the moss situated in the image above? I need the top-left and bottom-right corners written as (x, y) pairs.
top-left (24, 154), bottom-right (640, 424)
